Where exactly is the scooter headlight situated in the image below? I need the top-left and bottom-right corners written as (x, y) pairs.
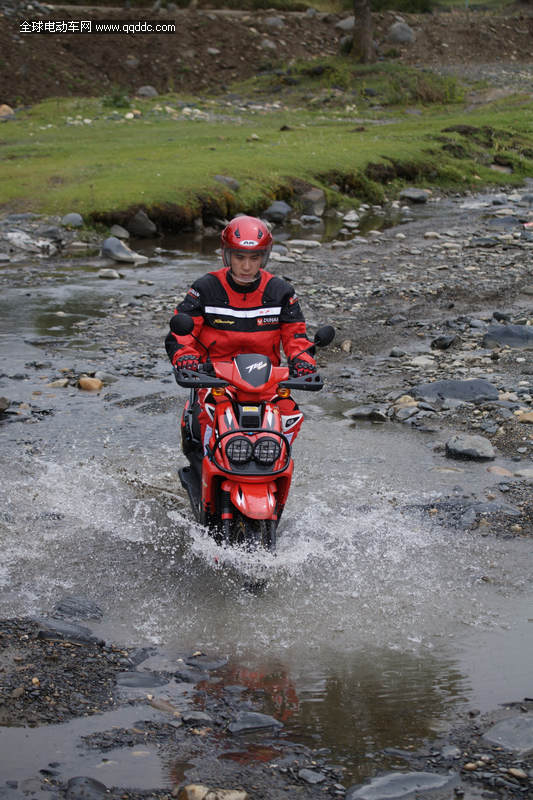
top-left (226, 436), bottom-right (253, 465)
top-left (254, 437), bottom-right (281, 466)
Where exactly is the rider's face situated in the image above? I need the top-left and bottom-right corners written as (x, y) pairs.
top-left (230, 251), bottom-right (262, 285)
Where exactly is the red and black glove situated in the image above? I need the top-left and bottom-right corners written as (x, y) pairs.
top-left (175, 354), bottom-right (200, 372)
top-left (291, 359), bottom-right (316, 377)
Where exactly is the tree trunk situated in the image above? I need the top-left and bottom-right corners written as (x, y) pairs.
top-left (351, 0), bottom-right (375, 63)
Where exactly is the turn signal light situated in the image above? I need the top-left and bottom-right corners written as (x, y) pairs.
top-left (277, 386), bottom-right (291, 398)
top-left (212, 386), bottom-right (226, 397)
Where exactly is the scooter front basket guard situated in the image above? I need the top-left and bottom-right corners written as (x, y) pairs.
top-left (208, 428), bottom-right (292, 477)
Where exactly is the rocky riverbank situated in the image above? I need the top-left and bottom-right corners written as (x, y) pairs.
top-left (0, 183), bottom-right (532, 798)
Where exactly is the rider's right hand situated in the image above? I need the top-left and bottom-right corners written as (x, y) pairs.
top-left (175, 354), bottom-right (200, 372)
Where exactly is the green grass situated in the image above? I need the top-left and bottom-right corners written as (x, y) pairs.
top-left (1, 87), bottom-right (533, 225)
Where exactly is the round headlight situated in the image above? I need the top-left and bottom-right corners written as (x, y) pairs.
top-left (254, 437), bottom-right (281, 466)
top-left (226, 436), bottom-right (253, 465)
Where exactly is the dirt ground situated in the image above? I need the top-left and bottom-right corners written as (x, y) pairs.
top-left (1, 5), bottom-right (533, 106)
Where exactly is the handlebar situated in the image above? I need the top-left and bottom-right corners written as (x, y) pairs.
top-left (173, 363), bottom-right (324, 392)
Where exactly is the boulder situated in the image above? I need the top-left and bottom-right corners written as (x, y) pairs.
top-left (483, 323), bottom-right (533, 349)
top-left (399, 188), bottom-right (429, 203)
top-left (78, 376), bottom-right (104, 392)
top-left (0, 396), bottom-right (9, 413)
top-left (61, 212), bottom-right (84, 228)
top-left (346, 771), bottom-right (458, 800)
top-left (414, 378), bottom-right (498, 404)
top-left (301, 187), bottom-right (326, 216)
top-left (445, 434), bottom-right (495, 461)
top-left (101, 236), bottom-right (147, 263)
top-left (0, 103), bottom-right (15, 119)
top-left (110, 224), bottom-right (130, 239)
top-left (262, 200), bottom-right (292, 223)
top-left (336, 16), bottom-right (355, 32)
top-left (126, 209), bottom-right (157, 238)
top-left (483, 714), bottom-right (533, 756)
top-left (66, 777), bottom-right (108, 800)
top-left (214, 174), bottom-right (240, 192)
top-left (228, 711), bottom-right (283, 734)
top-left (388, 22), bottom-right (416, 45)
top-left (136, 85), bottom-right (158, 97)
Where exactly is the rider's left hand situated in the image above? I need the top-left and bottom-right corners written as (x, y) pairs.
top-left (291, 359), bottom-right (316, 377)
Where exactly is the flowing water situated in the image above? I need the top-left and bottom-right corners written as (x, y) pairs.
top-left (0, 232), bottom-right (532, 787)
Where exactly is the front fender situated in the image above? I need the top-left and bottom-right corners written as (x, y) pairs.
top-left (226, 481), bottom-right (277, 520)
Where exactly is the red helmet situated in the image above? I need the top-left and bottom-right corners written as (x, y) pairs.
top-left (221, 215), bottom-right (273, 268)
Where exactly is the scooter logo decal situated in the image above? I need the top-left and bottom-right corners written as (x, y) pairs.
top-left (246, 361), bottom-right (267, 373)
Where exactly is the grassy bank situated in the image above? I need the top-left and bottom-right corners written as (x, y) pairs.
top-left (1, 78), bottom-right (533, 229)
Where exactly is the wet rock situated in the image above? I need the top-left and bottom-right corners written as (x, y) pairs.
top-left (347, 405), bottom-right (388, 422)
top-left (53, 595), bottom-right (103, 620)
top-left (228, 711), bottom-right (283, 734)
top-left (35, 618), bottom-right (104, 646)
top-left (301, 187), bottom-right (326, 216)
top-left (399, 188), bottom-right (429, 204)
top-left (299, 768), bottom-right (327, 784)
top-left (431, 334), bottom-right (457, 350)
top-left (61, 213), bottom-right (84, 228)
top-left (262, 201), bottom-right (292, 223)
top-left (0, 396), bottom-right (10, 413)
top-left (126, 209), bottom-right (157, 238)
top-left (177, 787), bottom-right (248, 800)
top-left (483, 324), bottom-right (533, 349)
top-left (445, 434), bottom-right (495, 460)
top-left (414, 378), bottom-right (499, 404)
top-left (66, 777), bottom-right (108, 800)
top-left (185, 654), bottom-right (228, 671)
top-left (4, 230), bottom-right (57, 256)
top-left (517, 410), bottom-right (533, 424)
top-left (78, 376), bottom-right (103, 392)
top-left (97, 268), bottom-right (122, 279)
top-left (101, 236), bottom-right (147, 263)
top-left (483, 714), bottom-right (533, 756)
top-left (109, 224), bottom-right (129, 239)
top-left (183, 711), bottom-right (213, 724)
top-left (116, 671), bottom-right (169, 688)
top-left (346, 771), bottom-right (458, 799)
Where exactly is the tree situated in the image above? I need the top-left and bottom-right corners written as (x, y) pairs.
top-left (352, 0), bottom-right (376, 63)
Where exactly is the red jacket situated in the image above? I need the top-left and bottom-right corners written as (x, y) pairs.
top-left (165, 267), bottom-right (315, 367)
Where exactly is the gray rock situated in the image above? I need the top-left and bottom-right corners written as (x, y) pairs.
top-left (414, 378), bottom-right (499, 404)
top-left (431, 334), bottom-right (457, 350)
top-left (483, 714), bottom-right (533, 756)
top-left (136, 85), bottom-right (158, 97)
top-left (183, 711), bottom-right (213, 724)
top-left (399, 188), bottom-right (429, 204)
top-left (346, 771), bottom-right (458, 800)
top-left (109, 224), bottom-right (130, 239)
top-left (4, 230), bottom-right (57, 256)
top-left (262, 200), bottom-right (292, 223)
top-left (101, 236), bottom-right (146, 264)
top-left (299, 769), bottom-right (326, 784)
top-left (66, 777), bottom-right (108, 800)
top-left (53, 595), bottom-right (103, 620)
top-left (35, 618), bottom-right (104, 646)
top-left (301, 187), bottom-right (326, 216)
top-left (0, 396), bottom-right (9, 413)
top-left (336, 16), bottom-right (355, 32)
top-left (483, 324), bottom-right (533, 349)
top-left (445, 434), bottom-right (496, 461)
top-left (116, 671), bottom-right (169, 688)
top-left (126, 209), bottom-right (157, 238)
top-left (61, 212), bottom-right (84, 228)
top-left (388, 22), bottom-right (416, 45)
top-left (265, 15), bottom-right (284, 28)
top-left (229, 711), bottom-right (283, 734)
top-left (185, 654), bottom-right (228, 670)
top-left (214, 174), bottom-right (240, 192)
top-left (348, 406), bottom-right (388, 422)
top-left (98, 268), bottom-right (122, 279)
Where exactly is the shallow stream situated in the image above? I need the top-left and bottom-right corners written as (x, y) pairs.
top-left (0, 228), bottom-right (531, 789)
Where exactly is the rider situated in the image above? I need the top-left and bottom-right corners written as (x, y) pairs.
top-left (165, 215), bottom-right (316, 455)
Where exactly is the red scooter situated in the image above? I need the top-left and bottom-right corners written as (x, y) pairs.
top-left (169, 314), bottom-right (334, 551)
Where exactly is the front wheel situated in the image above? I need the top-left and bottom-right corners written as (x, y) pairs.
top-left (228, 512), bottom-right (277, 552)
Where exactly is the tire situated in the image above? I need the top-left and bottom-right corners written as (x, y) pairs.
top-left (230, 512), bottom-right (277, 552)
